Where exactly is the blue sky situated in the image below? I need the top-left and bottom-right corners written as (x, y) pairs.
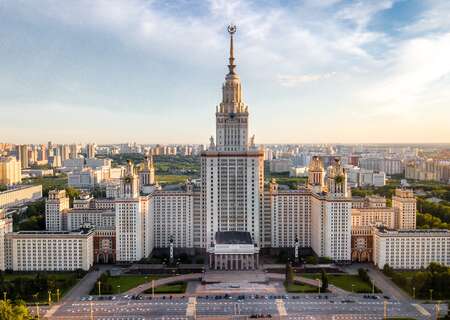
top-left (1, 0), bottom-right (450, 144)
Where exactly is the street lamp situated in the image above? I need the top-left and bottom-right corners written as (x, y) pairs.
top-left (56, 288), bottom-right (60, 303)
top-left (316, 278), bottom-right (321, 295)
top-left (429, 289), bottom-right (433, 301)
top-left (371, 279), bottom-right (375, 295)
top-left (351, 284), bottom-right (355, 294)
top-left (97, 281), bottom-right (101, 296)
top-left (3, 291), bottom-right (6, 302)
top-left (48, 290), bottom-right (52, 306)
top-left (412, 287), bottom-right (415, 299)
top-left (117, 285), bottom-right (121, 294)
top-left (383, 299), bottom-right (388, 320)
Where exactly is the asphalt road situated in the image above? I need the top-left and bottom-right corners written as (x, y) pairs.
top-left (45, 293), bottom-right (447, 320)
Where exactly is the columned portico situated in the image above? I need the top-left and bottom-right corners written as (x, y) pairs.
top-left (207, 231), bottom-right (259, 270)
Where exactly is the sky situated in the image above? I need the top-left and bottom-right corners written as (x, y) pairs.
top-left (1, 0), bottom-right (450, 144)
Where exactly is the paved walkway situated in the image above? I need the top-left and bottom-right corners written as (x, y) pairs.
top-left (126, 273), bottom-right (203, 295)
top-left (344, 263), bottom-right (411, 302)
top-left (266, 273), bottom-right (348, 295)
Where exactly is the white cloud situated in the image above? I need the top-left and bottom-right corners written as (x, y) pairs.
top-left (277, 72), bottom-right (337, 87)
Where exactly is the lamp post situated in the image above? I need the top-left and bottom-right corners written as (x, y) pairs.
top-left (435, 301), bottom-right (441, 320)
top-left (97, 281), bottom-right (101, 296)
top-left (383, 299), bottom-right (388, 320)
top-left (35, 302), bottom-right (40, 320)
top-left (316, 278), bottom-right (321, 295)
top-left (117, 285), bottom-right (121, 294)
top-left (429, 289), bottom-right (433, 302)
top-left (90, 301), bottom-right (94, 320)
top-left (351, 284), bottom-right (355, 294)
top-left (152, 280), bottom-right (155, 299)
top-left (412, 287), bottom-right (415, 299)
top-left (48, 290), bottom-right (52, 306)
top-left (371, 279), bottom-right (375, 295)
top-left (56, 288), bottom-right (60, 303)
top-left (3, 291), bottom-right (6, 301)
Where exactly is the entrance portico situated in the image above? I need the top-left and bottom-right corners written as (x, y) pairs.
top-left (208, 231), bottom-right (260, 270)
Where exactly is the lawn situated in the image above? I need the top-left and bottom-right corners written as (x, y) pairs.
top-left (156, 175), bottom-right (190, 185)
top-left (91, 275), bottom-right (166, 295)
top-left (284, 282), bottom-right (318, 293)
top-left (301, 274), bottom-right (381, 293)
top-left (144, 281), bottom-right (187, 294)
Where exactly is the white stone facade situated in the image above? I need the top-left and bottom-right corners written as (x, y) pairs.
top-left (5, 228), bottom-right (94, 271)
top-left (373, 228), bottom-right (450, 269)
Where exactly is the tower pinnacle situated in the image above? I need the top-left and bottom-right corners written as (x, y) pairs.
top-left (227, 24), bottom-right (237, 75)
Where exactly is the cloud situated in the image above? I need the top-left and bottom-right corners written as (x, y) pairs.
top-left (277, 72), bottom-right (337, 87)
top-left (1, 0), bottom-right (450, 143)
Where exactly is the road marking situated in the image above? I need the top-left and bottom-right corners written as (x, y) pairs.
top-left (276, 299), bottom-right (288, 317)
top-left (412, 303), bottom-right (431, 316)
top-left (186, 297), bottom-right (197, 319)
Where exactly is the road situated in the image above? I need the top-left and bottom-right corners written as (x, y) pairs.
top-left (46, 293), bottom-right (447, 319)
top-left (343, 263), bottom-right (411, 303)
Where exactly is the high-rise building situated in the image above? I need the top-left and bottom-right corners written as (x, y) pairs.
top-left (392, 188), bottom-right (416, 230)
top-left (201, 26), bottom-right (264, 248)
top-left (0, 156), bottom-right (22, 185)
top-left (45, 190), bottom-right (70, 231)
top-left (86, 143), bottom-right (96, 159)
top-left (16, 144), bottom-right (29, 169)
top-left (115, 161), bottom-right (153, 262)
top-left (0, 209), bottom-right (13, 271)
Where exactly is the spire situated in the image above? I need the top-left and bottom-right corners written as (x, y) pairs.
top-left (227, 24), bottom-right (237, 75)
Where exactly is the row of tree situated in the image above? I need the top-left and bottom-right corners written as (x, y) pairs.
top-left (0, 270), bottom-right (85, 302)
top-left (383, 262), bottom-right (450, 300)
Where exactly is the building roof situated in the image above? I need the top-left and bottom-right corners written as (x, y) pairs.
top-left (215, 231), bottom-right (253, 244)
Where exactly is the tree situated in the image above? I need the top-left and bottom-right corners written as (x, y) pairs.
top-left (321, 269), bottom-right (328, 291)
top-left (285, 262), bottom-right (294, 285)
top-left (0, 300), bottom-right (30, 320)
top-left (382, 264), bottom-right (394, 276)
top-left (305, 256), bottom-right (318, 265)
top-left (358, 268), bottom-right (370, 283)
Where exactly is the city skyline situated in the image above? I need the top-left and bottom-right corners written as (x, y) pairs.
top-left (1, 0), bottom-right (450, 144)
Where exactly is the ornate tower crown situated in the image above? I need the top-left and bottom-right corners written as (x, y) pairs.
top-left (227, 24), bottom-right (237, 75)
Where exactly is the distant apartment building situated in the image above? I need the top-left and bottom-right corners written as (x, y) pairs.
top-left (0, 156), bottom-right (22, 185)
top-left (359, 157), bottom-right (403, 175)
top-left (269, 159), bottom-right (292, 173)
top-left (0, 185), bottom-right (42, 209)
top-left (405, 159), bottom-right (450, 184)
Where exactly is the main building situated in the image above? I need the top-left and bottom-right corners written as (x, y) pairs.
top-left (0, 26), bottom-right (448, 272)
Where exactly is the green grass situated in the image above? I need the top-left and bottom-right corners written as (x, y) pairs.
top-left (285, 281), bottom-right (319, 293)
top-left (156, 175), bottom-right (190, 185)
top-left (144, 281), bottom-right (187, 294)
top-left (301, 274), bottom-right (381, 293)
top-left (91, 275), bottom-right (166, 295)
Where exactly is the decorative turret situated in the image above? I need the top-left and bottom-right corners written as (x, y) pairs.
top-left (308, 156), bottom-right (325, 193)
top-left (326, 158), bottom-right (348, 197)
top-left (138, 154), bottom-right (155, 187)
top-left (120, 159), bottom-right (139, 198)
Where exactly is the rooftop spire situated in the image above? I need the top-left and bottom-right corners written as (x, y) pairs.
top-left (227, 24), bottom-right (237, 75)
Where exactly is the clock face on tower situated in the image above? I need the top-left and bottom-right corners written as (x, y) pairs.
top-left (229, 112), bottom-right (235, 119)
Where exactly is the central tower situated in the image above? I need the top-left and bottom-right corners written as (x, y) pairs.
top-left (201, 26), bottom-right (264, 248)
top-left (215, 25), bottom-right (249, 152)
